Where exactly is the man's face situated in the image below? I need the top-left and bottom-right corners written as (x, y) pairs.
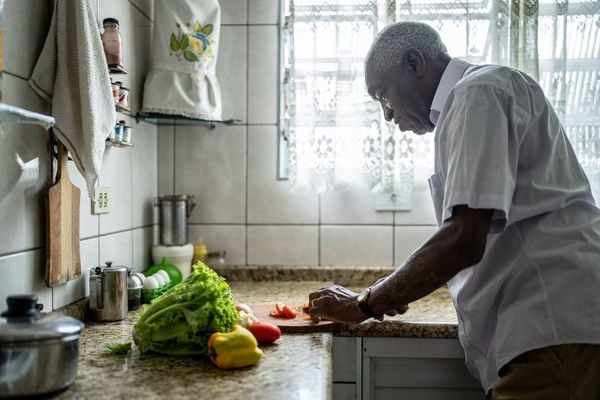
top-left (366, 64), bottom-right (435, 135)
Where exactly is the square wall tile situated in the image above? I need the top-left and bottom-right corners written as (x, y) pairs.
top-left (129, 0), bottom-right (154, 19)
top-left (394, 179), bottom-right (438, 225)
top-left (52, 238), bottom-right (99, 308)
top-left (3, 0), bottom-right (52, 77)
top-left (99, 231), bottom-right (133, 268)
top-left (133, 226), bottom-right (154, 272)
top-left (248, 126), bottom-right (318, 224)
top-left (249, 0), bottom-right (280, 24)
top-left (248, 25), bottom-right (278, 124)
top-left (217, 26), bottom-right (247, 122)
top-left (132, 121), bottom-right (158, 227)
top-left (130, 5), bottom-right (154, 114)
top-left (0, 251), bottom-right (52, 311)
top-left (321, 188), bottom-right (393, 225)
top-left (321, 226), bottom-right (393, 266)
top-left (174, 125), bottom-right (246, 224)
top-left (189, 225), bottom-right (246, 265)
top-left (220, 0), bottom-right (248, 24)
top-left (99, 134), bottom-right (134, 234)
top-left (247, 225), bottom-right (318, 265)
top-left (157, 125), bottom-right (175, 196)
top-left (394, 226), bottom-right (436, 266)
top-left (68, 155), bottom-right (99, 239)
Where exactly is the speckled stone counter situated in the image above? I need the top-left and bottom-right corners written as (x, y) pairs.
top-left (54, 277), bottom-right (457, 399)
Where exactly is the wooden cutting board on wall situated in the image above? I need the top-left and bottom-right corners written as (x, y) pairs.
top-left (46, 141), bottom-right (81, 287)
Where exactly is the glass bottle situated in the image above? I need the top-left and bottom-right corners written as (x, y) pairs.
top-left (102, 18), bottom-right (123, 67)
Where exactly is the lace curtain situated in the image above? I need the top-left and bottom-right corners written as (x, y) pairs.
top-left (282, 0), bottom-right (600, 202)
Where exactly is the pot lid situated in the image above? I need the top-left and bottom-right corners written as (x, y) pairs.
top-left (0, 295), bottom-right (84, 344)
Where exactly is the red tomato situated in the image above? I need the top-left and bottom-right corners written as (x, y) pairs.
top-left (275, 303), bottom-right (285, 316)
top-left (248, 321), bottom-right (281, 344)
top-left (269, 310), bottom-right (280, 318)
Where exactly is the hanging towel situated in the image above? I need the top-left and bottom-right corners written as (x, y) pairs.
top-left (142, 0), bottom-right (222, 120)
top-left (28, 0), bottom-right (115, 198)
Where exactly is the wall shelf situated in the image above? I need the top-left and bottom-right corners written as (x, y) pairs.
top-left (134, 112), bottom-right (240, 127)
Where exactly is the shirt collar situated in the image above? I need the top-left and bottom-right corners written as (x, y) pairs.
top-left (429, 58), bottom-right (472, 126)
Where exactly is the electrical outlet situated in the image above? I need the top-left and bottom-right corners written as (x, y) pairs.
top-left (92, 186), bottom-right (111, 214)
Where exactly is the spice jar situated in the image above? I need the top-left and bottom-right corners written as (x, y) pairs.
top-left (102, 18), bottom-right (123, 67)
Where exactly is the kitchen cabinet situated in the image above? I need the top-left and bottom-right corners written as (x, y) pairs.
top-left (333, 336), bottom-right (485, 400)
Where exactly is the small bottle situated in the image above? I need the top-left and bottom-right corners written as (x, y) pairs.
top-left (102, 18), bottom-right (123, 67)
top-left (193, 238), bottom-right (208, 265)
top-left (122, 125), bottom-right (132, 143)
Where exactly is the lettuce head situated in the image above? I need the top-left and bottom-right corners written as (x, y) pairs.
top-left (133, 262), bottom-right (238, 356)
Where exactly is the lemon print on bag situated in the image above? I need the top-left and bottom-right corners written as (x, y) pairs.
top-left (170, 20), bottom-right (215, 62)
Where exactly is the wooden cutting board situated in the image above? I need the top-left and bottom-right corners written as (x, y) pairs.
top-left (251, 303), bottom-right (340, 333)
top-left (46, 141), bottom-right (81, 287)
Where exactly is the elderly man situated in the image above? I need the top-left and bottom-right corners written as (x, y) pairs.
top-left (308, 21), bottom-right (600, 399)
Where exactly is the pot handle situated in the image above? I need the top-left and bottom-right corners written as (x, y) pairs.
top-left (187, 199), bottom-right (196, 218)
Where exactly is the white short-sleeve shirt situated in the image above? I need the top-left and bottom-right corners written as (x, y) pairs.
top-left (429, 58), bottom-right (600, 391)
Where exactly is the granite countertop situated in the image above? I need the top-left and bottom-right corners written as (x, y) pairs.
top-left (55, 276), bottom-right (457, 399)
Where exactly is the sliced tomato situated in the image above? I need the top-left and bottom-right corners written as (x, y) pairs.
top-left (269, 309), bottom-right (281, 318)
top-left (280, 304), bottom-right (297, 318)
top-left (275, 303), bottom-right (285, 316)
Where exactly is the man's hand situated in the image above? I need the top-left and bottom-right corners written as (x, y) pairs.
top-left (308, 285), bottom-right (368, 325)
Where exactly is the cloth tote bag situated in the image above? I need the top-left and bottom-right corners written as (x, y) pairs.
top-left (142, 0), bottom-right (222, 120)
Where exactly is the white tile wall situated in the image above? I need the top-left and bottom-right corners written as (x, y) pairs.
top-left (321, 226), bottom-right (394, 266)
top-left (0, 251), bottom-right (52, 312)
top-left (3, 0), bottom-right (52, 78)
top-left (0, 1), bottom-right (158, 310)
top-left (249, 0), bottom-right (280, 24)
top-left (189, 225), bottom-right (246, 265)
top-left (175, 124), bottom-right (247, 224)
top-left (247, 225), bottom-right (319, 265)
top-left (321, 188), bottom-right (393, 225)
top-left (220, 0), bottom-right (248, 25)
top-left (394, 226), bottom-right (437, 265)
top-left (247, 125), bottom-right (319, 224)
top-left (248, 25), bottom-right (279, 124)
top-left (157, 125), bottom-right (175, 195)
top-left (217, 26), bottom-right (248, 122)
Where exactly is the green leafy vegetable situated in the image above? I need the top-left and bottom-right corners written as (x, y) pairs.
top-left (106, 342), bottom-right (132, 355)
top-left (132, 262), bottom-right (238, 357)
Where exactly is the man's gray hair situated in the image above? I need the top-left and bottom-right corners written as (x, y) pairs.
top-left (365, 21), bottom-right (449, 76)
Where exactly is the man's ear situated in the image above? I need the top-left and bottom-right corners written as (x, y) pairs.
top-left (404, 49), bottom-right (426, 78)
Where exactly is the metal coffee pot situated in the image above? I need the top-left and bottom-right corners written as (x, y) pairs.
top-left (89, 261), bottom-right (128, 321)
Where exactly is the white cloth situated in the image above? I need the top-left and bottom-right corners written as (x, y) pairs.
top-left (28, 0), bottom-right (115, 198)
top-left (429, 58), bottom-right (600, 391)
top-left (0, 103), bottom-right (55, 129)
top-left (142, 0), bottom-right (222, 120)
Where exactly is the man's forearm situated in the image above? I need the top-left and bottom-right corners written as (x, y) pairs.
top-left (368, 207), bottom-right (493, 314)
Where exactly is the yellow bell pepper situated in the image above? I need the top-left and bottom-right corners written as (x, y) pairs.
top-left (208, 325), bottom-right (263, 369)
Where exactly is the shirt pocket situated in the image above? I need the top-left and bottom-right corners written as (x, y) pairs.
top-left (428, 172), bottom-right (444, 226)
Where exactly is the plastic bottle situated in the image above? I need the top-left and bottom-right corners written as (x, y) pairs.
top-left (193, 238), bottom-right (208, 265)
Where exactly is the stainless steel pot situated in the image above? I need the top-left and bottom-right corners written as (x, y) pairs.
top-left (0, 295), bottom-right (84, 399)
top-left (154, 194), bottom-right (196, 245)
top-left (89, 261), bottom-right (128, 321)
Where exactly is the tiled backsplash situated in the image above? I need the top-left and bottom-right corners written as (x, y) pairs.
top-left (0, 0), bottom-right (436, 312)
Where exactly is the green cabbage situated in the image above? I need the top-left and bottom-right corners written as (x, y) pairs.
top-left (132, 262), bottom-right (238, 356)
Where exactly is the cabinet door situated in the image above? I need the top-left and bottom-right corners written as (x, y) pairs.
top-left (362, 338), bottom-right (485, 400)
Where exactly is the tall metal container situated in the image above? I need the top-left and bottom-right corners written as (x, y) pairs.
top-left (154, 195), bottom-right (196, 246)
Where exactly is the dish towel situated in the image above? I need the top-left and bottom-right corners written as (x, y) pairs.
top-left (0, 103), bottom-right (55, 129)
top-left (142, 0), bottom-right (222, 120)
top-left (28, 0), bottom-right (115, 198)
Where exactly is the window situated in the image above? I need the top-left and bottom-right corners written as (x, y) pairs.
top-left (280, 0), bottom-right (600, 203)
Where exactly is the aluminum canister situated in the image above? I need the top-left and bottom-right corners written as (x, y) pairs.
top-left (154, 195), bottom-right (196, 246)
top-left (89, 262), bottom-right (128, 321)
